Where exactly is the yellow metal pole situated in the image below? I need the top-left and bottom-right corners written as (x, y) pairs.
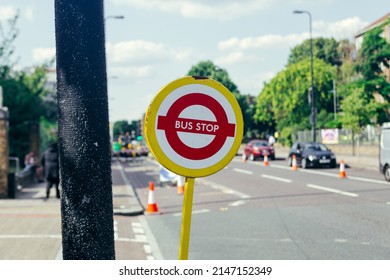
top-left (178, 177), bottom-right (195, 260)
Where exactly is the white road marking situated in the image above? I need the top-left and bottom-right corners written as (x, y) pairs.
top-left (345, 175), bottom-right (388, 185)
top-left (198, 179), bottom-right (251, 207)
top-left (233, 168), bottom-right (253, 175)
top-left (114, 220), bottom-right (119, 239)
top-left (173, 209), bottom-right (210, 217)
top-left (135, 234), bottom-right (148, 242)
top-left (138, 216), bottom-right (164, 260)
top-left (143, 244), bottom-right (152, 254)
top-left (233, 157), bottom-right (388, 185)
top-left (334, 239), bottom-right (347, 243)
top-left (229, 200), bottom-right (247, 207)
top-left (200, 180), bottom-right (251, 199)
top-left (301, 169), bottom-right (387, 185)
top-left (261, 174), bottom-right (292, 183)
top-left (280, 238), bottom-right (292, 242)
top-left (132, 227), bottom-right (145, 234)
top-left (115, 237), bottom-right (147, 243)
top-left (307, 184), bottom-right (359, 197)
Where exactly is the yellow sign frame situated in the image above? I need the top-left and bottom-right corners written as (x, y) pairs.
top-left (144, 76), bottom-right (243, 178)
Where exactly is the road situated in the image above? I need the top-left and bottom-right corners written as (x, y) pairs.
top-left (121, 155), bottom-right (390, 260)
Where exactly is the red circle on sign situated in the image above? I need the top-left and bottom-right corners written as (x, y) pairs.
top-left (157, 93), bottom-right (236, 160)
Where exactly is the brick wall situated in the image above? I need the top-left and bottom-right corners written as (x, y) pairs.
top-left (0, 108), bottom-right (9, 198)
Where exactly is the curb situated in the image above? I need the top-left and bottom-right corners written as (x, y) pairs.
top-left (112, 158), bottom-right (145, 216)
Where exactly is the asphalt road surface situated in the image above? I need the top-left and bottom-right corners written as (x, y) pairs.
top-left (122, 156), bottom-right (390, 260)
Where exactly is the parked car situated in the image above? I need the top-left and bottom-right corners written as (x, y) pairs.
top-left (288, 142), bottom-right (336, 169)
top-left (380, 122), bottom-right (390, 182)
top-left (244, 139), bottom-right (275, 161)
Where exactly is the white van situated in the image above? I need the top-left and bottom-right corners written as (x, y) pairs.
top-left (380, 122), bottom-right (390, 182)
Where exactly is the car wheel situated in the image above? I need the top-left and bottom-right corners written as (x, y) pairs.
top-left (301, 158), bottom-right (307, 169)
top-left (287, 156), bottom-right (292, 166)
top-left (249, 153), bottom-right (255, 161)
top-left (385, 165), bottom-right (390, 182)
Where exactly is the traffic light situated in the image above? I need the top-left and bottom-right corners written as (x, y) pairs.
top-left (136, 135), bottom-right (143, 141)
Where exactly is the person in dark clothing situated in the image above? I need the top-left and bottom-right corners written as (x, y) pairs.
top-left (41, 142), bottom-right (60, 199)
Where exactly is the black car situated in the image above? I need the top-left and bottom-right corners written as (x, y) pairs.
top-left (288, 142), bottom-right (336, 169)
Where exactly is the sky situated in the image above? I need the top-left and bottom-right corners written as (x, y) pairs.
top-left (0, 0), bottom-right (388, 123)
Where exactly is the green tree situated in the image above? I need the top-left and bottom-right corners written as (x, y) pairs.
top-left (255, 58), bottom-right (336, 145)
top-left (288, 37), bottom-right (342, 67)
top-left (340, 84), bottom-right (377, 155)
top-left (113, 120), bottom-right (132, 140)
top-left (2, 66), bottom-right (53, 161)
top-left (187, 60), bottom-right (253, 139)
top-left (1, 14), bottom-right (56, 162)
top-left (187, 60), bottom-right (239, 94)
top-left (354, 22), bottom-right (390, 123)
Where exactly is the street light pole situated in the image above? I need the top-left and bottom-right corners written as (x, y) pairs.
top-left (293, 10), bottom-right (316, 142)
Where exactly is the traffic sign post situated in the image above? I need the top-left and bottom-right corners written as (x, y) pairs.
top-left (144, 76), bottom-right (243, 259)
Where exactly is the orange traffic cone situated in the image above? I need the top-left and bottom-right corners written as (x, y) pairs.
top-left (292, 154), bottom-right (298, 171)
top-left (263, 154), bottom-right (269, 166)
top-left (339, 160), bottom-right (347, 178)
top-left (242, 153), bottom-right (247, 163)
top-left (146, 181), bottom-right (159, 213)
top-left (177, 176), bottom-right (185, 195)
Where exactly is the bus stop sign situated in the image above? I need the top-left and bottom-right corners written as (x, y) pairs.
top-left (144, 76), bottom-right (243, 178)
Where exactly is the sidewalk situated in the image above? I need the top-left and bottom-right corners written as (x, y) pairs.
top-left (0, 158), bottom-right (146, 260)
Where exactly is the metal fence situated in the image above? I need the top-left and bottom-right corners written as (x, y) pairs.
top-left (293, 125), bottom-right (381, 146)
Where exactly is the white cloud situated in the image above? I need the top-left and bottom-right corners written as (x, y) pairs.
top-left (111, 0), bottom-right (274, 20)
top-left (107, 40), bottom-right (168, 63)
top-left (32, 47), bottom-right (55, 62)
top-left (23, 7), bottom-right (34, 21)
top-left (218, 34), bottom-right (307, 51)
top-left (218, 16), bottom-right (369, 52)
top-left (0, 6), bottom-right (17, 21)
top-left (106, 40), bottom-right (195, 64)
top-left (215, 52), bottom-right (262, 65)
top-left (110, 66), bottom-right (152, 78)
top-left (238, 71), bottom-right (276, 94)
top-left (314, 17), bottom-right (369, 39)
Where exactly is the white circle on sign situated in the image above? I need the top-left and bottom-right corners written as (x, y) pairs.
top-left (155, 83), bottom-right (237, 169)
top-left (177, 105), bottom-right (216, 149)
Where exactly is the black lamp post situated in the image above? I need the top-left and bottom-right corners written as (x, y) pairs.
top-left (293, 10), bottom-right (316, 142)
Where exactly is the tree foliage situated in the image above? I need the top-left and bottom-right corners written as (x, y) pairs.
top-left (255, 58), bottom-right (336, 145)
top-left (1, 15), bottom-right (56, 162)
top-left (1, 67), bottom-right (52, 161)
top-left (187, 60), bottom-right (253, 139)
top-left (113, 120), bottom-right (132, 139)
top-left (355, 21), bottom-right (390, 118)
top-left (187, 60), bottom-right (239, 94)
top-left (112, 119), bottom-right (142, 141)
top-left (288, 37), bottom-right (342, 67)
top-left (340, 83), bottom-right (376, 132)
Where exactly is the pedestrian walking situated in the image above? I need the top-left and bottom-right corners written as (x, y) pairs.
top-left (41, 142), bottom-right (60, 199)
